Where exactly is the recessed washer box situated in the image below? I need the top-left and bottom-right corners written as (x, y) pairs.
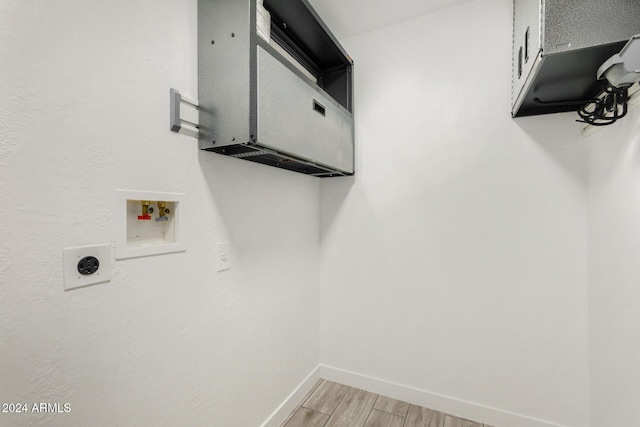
top-left (115, 190), bottom-right (186, 259)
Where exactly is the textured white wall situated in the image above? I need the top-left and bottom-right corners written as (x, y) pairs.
top-left (0, 1), bottom-right (319, 426)
top-left (319, 0), bottom-right (590, 425)
top-left (588, 110), bottom-right (640, 426)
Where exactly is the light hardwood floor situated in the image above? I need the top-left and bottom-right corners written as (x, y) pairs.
top-left (281, 379), bottom-right (495, 427)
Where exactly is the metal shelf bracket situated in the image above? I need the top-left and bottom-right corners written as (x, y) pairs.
top-left (170, 88), bottom-right (199, 139)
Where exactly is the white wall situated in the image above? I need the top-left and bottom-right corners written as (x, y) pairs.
top-left (319, 0), bottom-right (590, 425)
top-left (0, 1), bottom-right (319, 426)
top-left (8, 1), bottom-right (632, 426)
top-left (588, 109), bottom-right (640, 426)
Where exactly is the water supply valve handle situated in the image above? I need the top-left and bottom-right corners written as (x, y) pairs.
top-left (138, 200), bottom-right (152, 220)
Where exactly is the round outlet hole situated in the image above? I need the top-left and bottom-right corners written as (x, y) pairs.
top-left (77, 256), bottom-right (100, 275)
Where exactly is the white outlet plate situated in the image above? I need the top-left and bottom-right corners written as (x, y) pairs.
top-left (217, 242), bottom-right (231, 272)
top-left (63, 244), bottom-right (111, 290)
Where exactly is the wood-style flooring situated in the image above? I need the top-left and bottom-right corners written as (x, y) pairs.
top-left (281, 379), bottom-right (495, 427)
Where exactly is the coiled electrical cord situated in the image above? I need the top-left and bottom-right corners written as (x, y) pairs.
top-left (577, 84), bottom-right (629, 126)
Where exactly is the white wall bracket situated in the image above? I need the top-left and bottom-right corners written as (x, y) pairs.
top-left (170, 88), bottom-right (200, 139)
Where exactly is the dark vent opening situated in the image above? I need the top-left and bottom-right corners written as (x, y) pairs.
top-left (205, 144), bottom-right (351, 177)
top-left (264, 0), bottom-right (353, 112)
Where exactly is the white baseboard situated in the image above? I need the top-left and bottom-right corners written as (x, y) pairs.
top-left (260, 364), bottom-right (570, 427)
top-left (260, 366), bottom-right (322, 427)
top-left (318, 364), bottom-right (568, 427)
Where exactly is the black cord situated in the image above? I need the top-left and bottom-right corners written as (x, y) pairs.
top-left (577, 84), bottom-right (629, 126)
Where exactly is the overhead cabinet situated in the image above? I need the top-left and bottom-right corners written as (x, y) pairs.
top-left (511, 0), bottom-right (640, 117)
top-left (198, 0), bottom-right (354, 177)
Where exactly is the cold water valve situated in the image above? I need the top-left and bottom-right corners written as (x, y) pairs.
top-left (156, 201), bottom-right (170, 222)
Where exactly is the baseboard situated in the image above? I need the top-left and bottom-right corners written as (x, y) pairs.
top-left (318, 364), bottom-right (568, 427)
top-left (260, 366), bottom-right (322, 427)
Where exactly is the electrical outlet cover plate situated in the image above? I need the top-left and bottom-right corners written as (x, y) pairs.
top-left (63, 244), bottom-right (111, 290)
top-left (217, 242), bottom-right (231, 272)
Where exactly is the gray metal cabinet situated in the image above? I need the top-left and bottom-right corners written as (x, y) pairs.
top-left (198, 0), bottom-right (354, 177)
top-left (511, 0), bottom-right (640, 117)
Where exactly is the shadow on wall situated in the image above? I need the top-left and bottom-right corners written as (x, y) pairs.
top-left (587, 108), bottom-right (640, 177)
top-left (513, 111), bottom-right (588, 188)
top-left (197, 149), bottom-right (320, 257)
top-left (620, 115), bottom-right (640, 169)
top-left (319, 175), bottom-right (355, 239)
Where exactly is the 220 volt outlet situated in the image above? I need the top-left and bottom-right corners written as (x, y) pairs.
top-left (77, 256), bottom-right (100, 275)
top-left (63, 244), bottom-right (111, 290)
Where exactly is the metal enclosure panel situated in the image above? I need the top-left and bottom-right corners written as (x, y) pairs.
top-left (512, 0), bottom-right (541, 110)
top-left (257, 46), bottom-right (354, 174)
top-left (197, 0), bottom-right (354, 176)
top-left (198, 0), bottom-right (253, 149)
top-left (543, 0), bottom-right (640, 55)
top-left (511, 0), bottom-right (640, 117)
